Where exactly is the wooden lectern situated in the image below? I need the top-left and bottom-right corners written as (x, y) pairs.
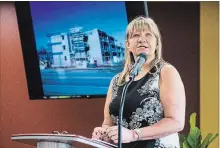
top-left (11, 133), bottom-right (117, 148)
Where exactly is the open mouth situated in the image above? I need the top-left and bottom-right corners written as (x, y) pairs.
top-left (137, 45), bottom-right (148, 48)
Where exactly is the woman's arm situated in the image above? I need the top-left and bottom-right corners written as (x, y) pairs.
top-left (92, 75), bottom-right (118, 141)
top-left (139, 64), bottom-right (186, 140)
top-left (102, 75), bottom-right (117, 127)
top-left (100, 75), bottom-right (119, 142)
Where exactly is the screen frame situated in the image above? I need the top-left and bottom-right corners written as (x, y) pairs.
top-left (14, 1), bottom-right (148, 100)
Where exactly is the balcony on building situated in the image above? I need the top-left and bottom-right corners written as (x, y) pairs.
top-left (47, 41), bottom-right (62, 46)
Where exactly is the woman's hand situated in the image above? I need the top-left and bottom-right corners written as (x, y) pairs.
top-left (92, 127), bottom-right (105, 140)
top-left (106, 126), bottom-right (135, 144)
top-left (92, 126), bottom-right (111, 142)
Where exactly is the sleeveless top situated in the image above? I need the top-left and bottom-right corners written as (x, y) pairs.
top-left (109, 62), bottom-right (180, 148)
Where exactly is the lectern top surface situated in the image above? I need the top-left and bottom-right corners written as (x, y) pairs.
top-left (11, 133), bottom-right (117, 148)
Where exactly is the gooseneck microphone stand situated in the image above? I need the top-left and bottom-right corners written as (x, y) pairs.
top-left (118, 76), bottom-right (134, 148)
top-left (117, 53), bottom-right (147, 148)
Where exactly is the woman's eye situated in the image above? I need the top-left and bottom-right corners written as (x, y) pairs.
top-left (132, 34), bottom-right (139, 37)
top-left (146, 33), bottom-right (152, 37)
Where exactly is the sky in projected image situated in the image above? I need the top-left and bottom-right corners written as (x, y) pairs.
top-left (30, 1), bottom-right (128, 50)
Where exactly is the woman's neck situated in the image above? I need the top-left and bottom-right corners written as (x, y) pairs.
top-left (142, 55), bottom-right (155, 70)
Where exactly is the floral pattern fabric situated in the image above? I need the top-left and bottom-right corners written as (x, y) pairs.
top-left (109, 62), bottom-right (180, 148)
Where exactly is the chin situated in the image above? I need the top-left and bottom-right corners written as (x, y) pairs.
top-left (137, 51), bottom-right (149, 55)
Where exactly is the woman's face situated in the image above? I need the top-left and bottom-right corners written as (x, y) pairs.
top-left (126, 27), bottom-right (157, 59)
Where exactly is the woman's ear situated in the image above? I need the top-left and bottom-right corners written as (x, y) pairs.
top-left (126, 40), bottom-right (130, 50)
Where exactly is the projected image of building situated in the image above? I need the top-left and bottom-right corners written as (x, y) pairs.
top-left (46, 27), bottom-right (125, 68)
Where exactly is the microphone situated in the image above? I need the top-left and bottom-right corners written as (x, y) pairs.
top-left (129, 53), bottom-right (147, 79)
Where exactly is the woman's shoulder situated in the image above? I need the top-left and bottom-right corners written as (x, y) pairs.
top-left (151, 61), bottom-right (174, 75)
top-left (160, 62), bottom-right (181, 80)
top-left (111, 73), bottom-right (121, 81)
top-left (161, 62), bottom-right (178, 73)
top-left (110, 72), bottom-right (121, 86)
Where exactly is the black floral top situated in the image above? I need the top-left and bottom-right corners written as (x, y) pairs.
top-left (109, 62), bottom-right (180, 148)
